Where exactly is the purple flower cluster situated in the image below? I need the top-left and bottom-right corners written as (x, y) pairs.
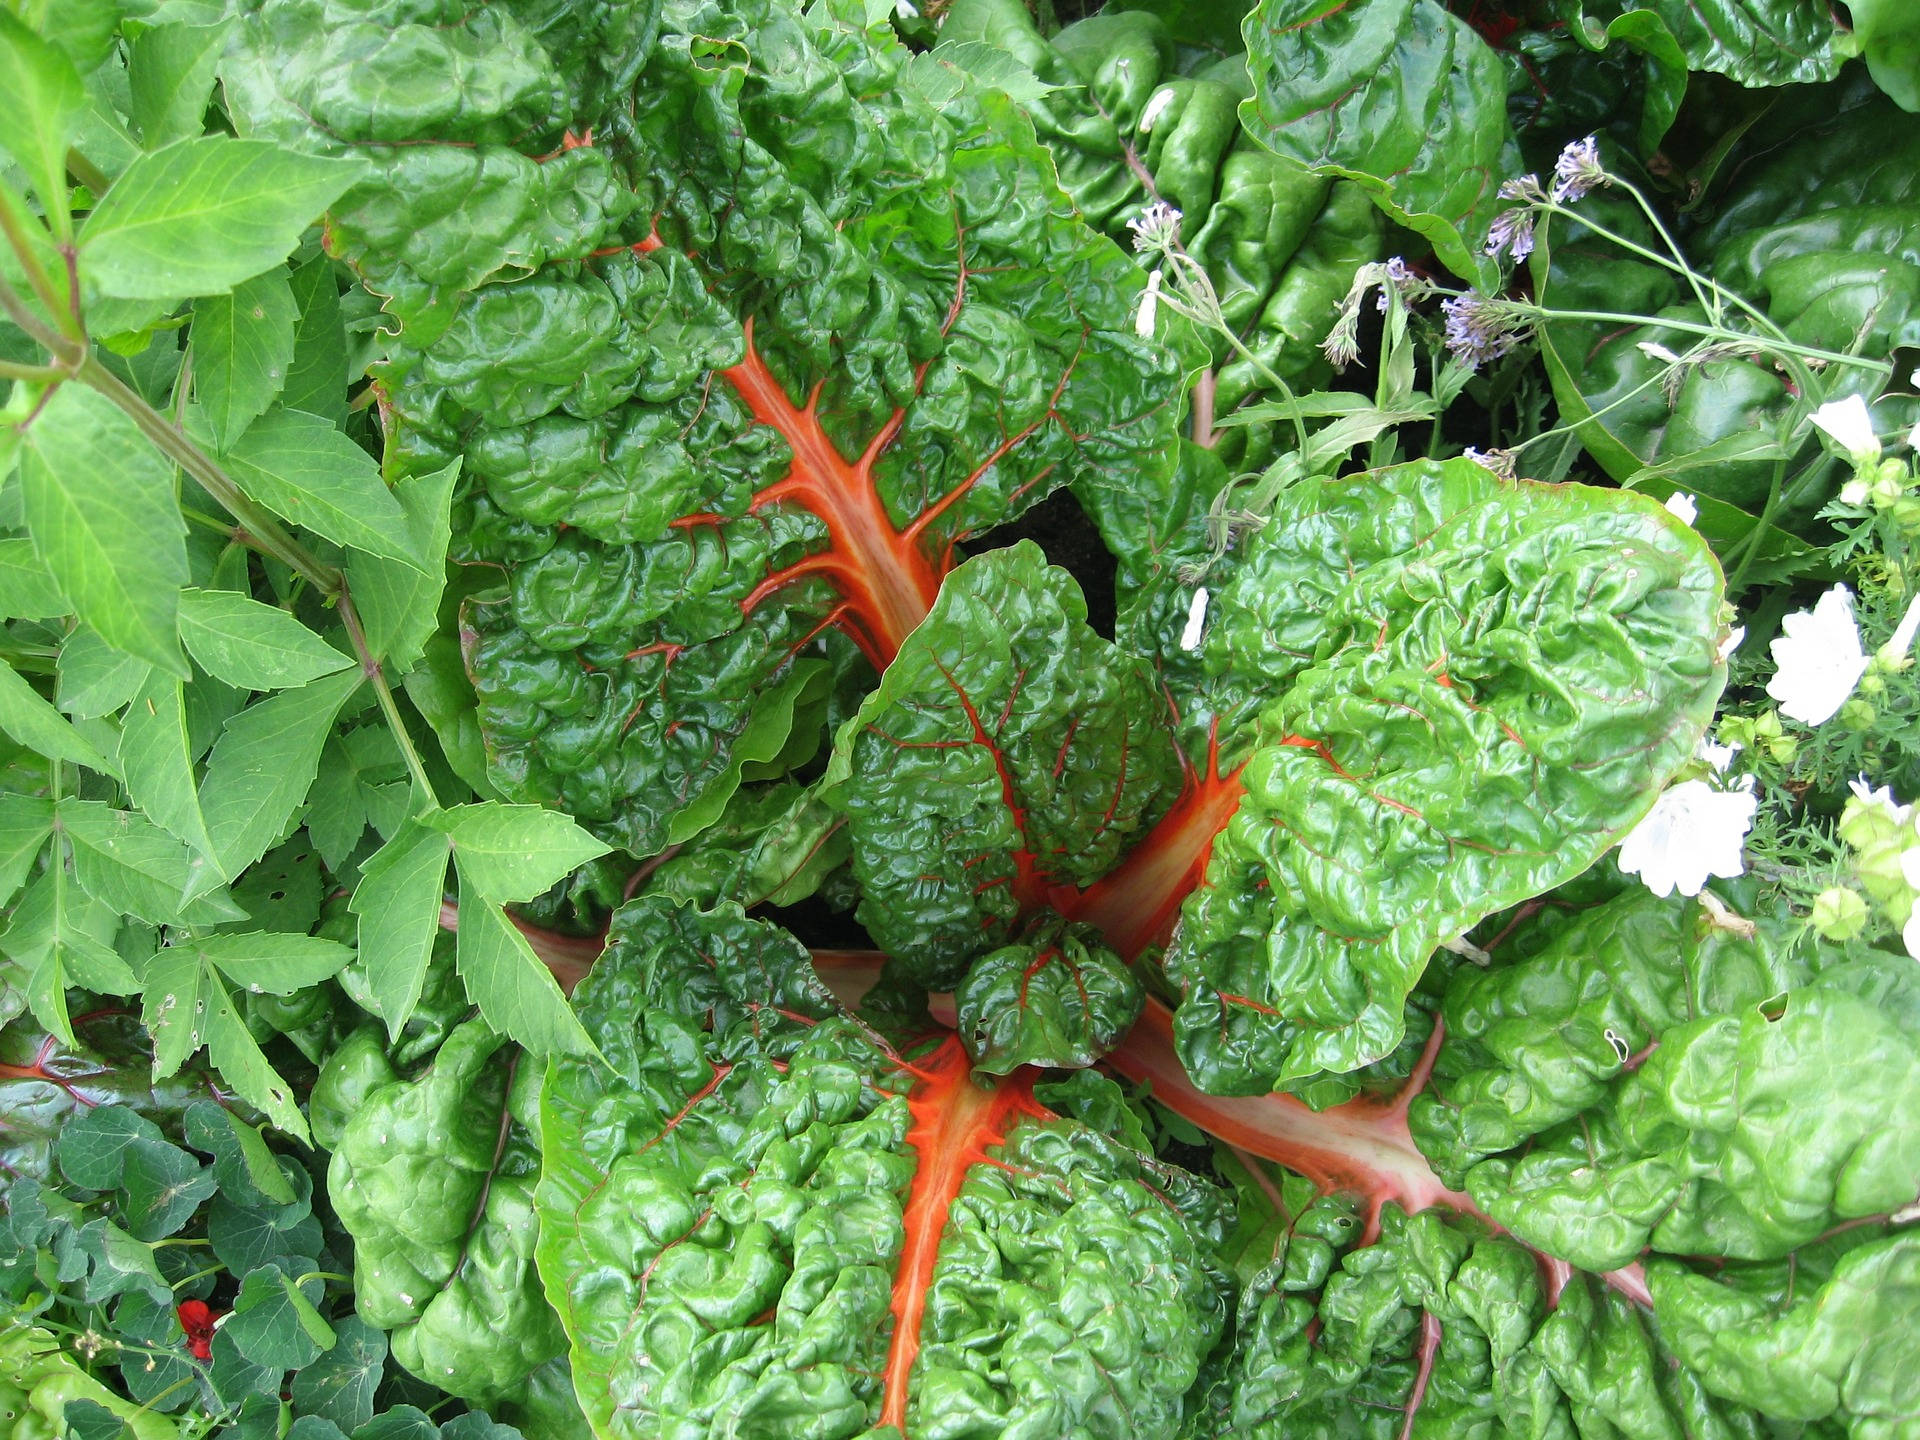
top-left (1441, 294), bottom-right (1525, 370)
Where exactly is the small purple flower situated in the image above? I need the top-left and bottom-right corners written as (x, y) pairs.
top-left (1484, 208), bottom-right (1536, 262)
top-left (1441, 294), bottom-right (1525, 370)
top-left (1498, 174), bottom-right (1545, 203)
top-left (1552, 136), bottom-right (1607, 202)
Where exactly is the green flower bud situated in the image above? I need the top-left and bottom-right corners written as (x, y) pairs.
top-left (1810, 886), bottom-right (1869, 942)
top-left (1838, 697), bottom-right (1878, 730)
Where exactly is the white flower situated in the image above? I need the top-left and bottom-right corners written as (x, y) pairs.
top-left (1126, 201), bottom-right (1183, 253)
top-left (1886, 591), bottom-right (1920, 661)
top-left (1663, 491), bottom-right (1698, 526)
top-left (1617, 779), bottom-right (1757, 898)
top-left (894, 0), bottom-right (918, 14)
top-left (1911, 366), bottom-right (1920, 389)
top-left (1809, 394), bottom-right (1880, 460)
top-left (1909, 419), bottom-right (1920, 450)
top-left (1766, 585), bottom-right (1867, 725)
top-left (1139, 87), bottom-right (1176, 132)
top-left (1841, 477), bottom-right (1873, 505)
top-left (1718, 625), bottom-right (1745, 662)
top-left (1179, 586), bottom-right (1209, 652)
top-left (1698, 736), bottom-right (1740, 774)
top-left (1637, 341), bottom-right (1681, 364)
top-left (1135, 269), bottom-right (1163, 338)
top-left (1850, 776), bottom-right (1913, 825)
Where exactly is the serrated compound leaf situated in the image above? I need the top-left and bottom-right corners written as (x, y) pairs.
top-left (79, 136), bottom-right (368, 298)
top-left (192, 268), bottom-right (300, 449)
top-left (140, 946), bottom-right (204, 1081)
top-left (226, 0), bottom-right (1184, 856)
top-left (226, 1264), bottom-right (335, 1371)
top-left (198, 666), bottom-right (364, 877)
top-left (18, 384), bottom-right (189, 676)
top-left (118, 671), bottom-right (221, 862)
top-left (220, 407), bottom-right (429, 568)
top-left (180, 931), bottom-right (354, 997)
top-left (328, 1020), bottom-right (564, 1404)
top-left (346, 459), bottom-right (458, 671)
top-left (201, 978), bottom-right (310, 1142)
top-left (825, 542), bottom-right (1181, 984)
top-left (0, 9), bottom-right (84, 225)
top-left (56, 627), bottom-right (150, 720)
top-left (0, 660), bottom-right (120, 775)
top-left (455, 898), bottom-right (594, 1058)
top-left (0, 536), bottom-right (68, 619)
top-left (290, 1316), bottom-right (387, 1433)
top-left (127, 18), bottom-right (233, 149)
top-left (1165, 460), bottom-right (1726, 1093)
top-left (422, 801), bottom-right (611, 904)
top-left (0, 793), bottom-right (52, 906)
top-left (58, 798), bottom-right (237, 926)
top-left (349, 819), bottom-right (450, 1037)
top-left (4, 865), bottom-right (140, 1033)
top-left (284, 254), bottom-right (349, 423)
top-left (177, 586), bottom-right (354, 690)
top-left (1242, 0), bottom-right (1518, 285)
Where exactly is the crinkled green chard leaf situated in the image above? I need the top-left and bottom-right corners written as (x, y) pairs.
top-left (1240, 0), bottom-right (1522, 286)
top-left (820, 542), bottom-right (1182, 989)
top-left (534, 894), bottom-right (1234, 1439)
top-left (1155, 458), bottom-right (1726, 1095)
top-left (326, 1019), bottom-right (569, 1410)
top-left (1400, 887), bottom-right (1920, 1434)
top-left (936, 0), bottom-right (1386, 469)
top-left (224, 0), bottom-right (1181, 858)
top-left (1534, 89), bottom-right (1920, 558)
top-left (1552, 0), bottom-right (1844, 90)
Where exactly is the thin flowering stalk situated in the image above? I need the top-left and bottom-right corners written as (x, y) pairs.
top-left (1504, 300), bottom-right (1891, 376)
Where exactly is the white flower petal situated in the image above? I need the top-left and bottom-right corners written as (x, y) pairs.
top-left (1909, 419), bottom-right (1920, 450)
top-left (1850, 776), bottom-right (1914, 825)
top-left (1901, 846), bottom-right (1920, 891)
top-left (1139, 87), bottom-right (1176, 133)
top-left (1889, 591), bottom-right (1920, 660)
top-left (1179, 586), bottom-right (1209, 652)
top-left (1617, 779), bottom-right (1756, 898)
top-left (1906, 906), bottom-right (1920, 962)
top-left (1636, 341), bottom-right (1681, 365)
top-left (1697, 737), bottom-right (1739, 774)
top-left (1663, 491), bottom-right (1698, 526)
top-left (1718, 625), bottom-right (1745, 662)
top-left (1809, 394), bottom-right (1880, 459)
top-left (1766, 585), bottom-right (1867, 725)
top-left (1135, 269), bottom-right (1162, 338)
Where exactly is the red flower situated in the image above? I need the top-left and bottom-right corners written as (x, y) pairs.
top-left (176, 1299), bottom-right (218, 1361)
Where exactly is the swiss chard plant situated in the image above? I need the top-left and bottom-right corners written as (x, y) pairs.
top-left (3, 0), bottom-right (1919, 1438)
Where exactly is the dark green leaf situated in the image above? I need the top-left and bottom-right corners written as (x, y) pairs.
top-left (58, 1104), bottom-right (165, 1190)
top-left (283, 256), bottom-right (349, 423)
top-left (185, 1100), bottom-right (298, 1205)
top-left (226, 1264), bottom-right (335, 1371)
top-left (78, 137), bottom-right (368, 299)
top-left (955, 916), bottom-right (1143, 1073)
top-left (1241, 0), bottom-right (1518, 284)
top-left (63, 1398), bottom-right (134, 1440)
top-left (0, 793), bottom-right (52, 907)
top-left (289, 1316), bottom-right (387, 1433)
top-left (116, 1134), bottom-right (216, 1241)
top-left (201, 978), bottom-right (311, 1141)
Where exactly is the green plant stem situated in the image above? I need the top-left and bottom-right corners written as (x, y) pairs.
top-left (1514, 304), bottom-right (1891, 375)
top-left (0, 186), bottom-right (74, 335)
top-left (64, 147), bottom-right (110, 201)
top-left (0, 358), bottom-right (62, 382)
top-left (1725, 455), bottom-right (1795, 594)
top-left (338, 588), bottom-right (438, 799)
